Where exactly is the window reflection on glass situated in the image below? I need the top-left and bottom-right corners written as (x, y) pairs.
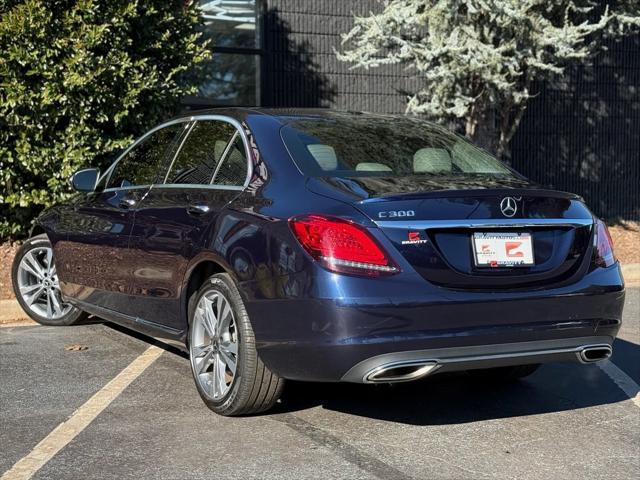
top-left (107, 124), bottom-right (184, 189)
top-left (198, 0), bottom-right (257, 48)
top-left (213, 135), bottom-right (248, 186)
top-left (199, 53), bottom-right (258, 105)
top-left (166, 121), bottom-right (236, 185)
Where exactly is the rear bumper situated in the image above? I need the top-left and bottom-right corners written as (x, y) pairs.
top-left (241, 263), bottom-right (625, 383)
top-left (342, 337), bottom-right (612, 383)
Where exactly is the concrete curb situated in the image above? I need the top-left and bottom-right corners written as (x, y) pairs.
top-left (1, 263), bottom-right (638, 324)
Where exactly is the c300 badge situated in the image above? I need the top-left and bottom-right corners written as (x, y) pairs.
top-left (401, 231), bottom-right (428, 245)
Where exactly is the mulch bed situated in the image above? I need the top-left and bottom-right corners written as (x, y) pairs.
top-left (608, 221), bottom-right (640, 265)
top-left (0, 243), bottom-right (19, 300)
top-left (0, 222), bottom-right (638, 300)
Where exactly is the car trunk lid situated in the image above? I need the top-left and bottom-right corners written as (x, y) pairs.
top-left (307, 175), bottom-right (595, 289)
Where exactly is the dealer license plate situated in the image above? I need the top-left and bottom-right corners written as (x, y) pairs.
top-left (472, 232), bottom-right (534, 267)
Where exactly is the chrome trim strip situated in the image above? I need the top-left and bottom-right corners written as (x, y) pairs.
top-left (435, 344), bottom-right (593, 364)
top-left (100, 185), bottom-right (152, 192)
top-left (211, 130), bottom-right (239, 185)
top-left (99, 114), bottom-right (254, 192)
top-left (149, 184), bottom-right (244, 192)
top-left (375, 218), bottom-right (594, 229)
top-left (162, 120), bottom-right (196, 184)
top-left (189, 115), bottom-right (253, 189)
top-left (360, 342), bottom-right (611, 383)
top-left (98, 117), bottom-right (192, 190)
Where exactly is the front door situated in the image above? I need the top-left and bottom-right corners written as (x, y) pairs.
top-left (57, 121), bottom-right (188, 317)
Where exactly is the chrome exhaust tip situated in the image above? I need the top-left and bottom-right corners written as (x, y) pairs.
top-left (578, 345), bottom-right (612, 363)
top-left (364, 361), bottom-right (439, 383)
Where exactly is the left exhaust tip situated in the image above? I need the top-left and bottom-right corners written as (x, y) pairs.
top-left (364, 361), bottom-right (439, 383)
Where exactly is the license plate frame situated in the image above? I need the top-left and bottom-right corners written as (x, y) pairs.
top-left (472, 232), bottom-right (535, 268)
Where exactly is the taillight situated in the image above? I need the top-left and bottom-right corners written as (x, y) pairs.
top-left (289, 215), bottom-right (399, 276)
top-left (593, 219), bottom-right (616, 268)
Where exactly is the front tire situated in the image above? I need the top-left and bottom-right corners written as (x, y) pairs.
top-left (188, 273), bottom-right (284, 416)
top-left (11, 234), bottom-right (86, 326)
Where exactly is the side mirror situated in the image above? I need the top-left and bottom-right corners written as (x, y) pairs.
top-left (71, 168), bottom-right (100, 193)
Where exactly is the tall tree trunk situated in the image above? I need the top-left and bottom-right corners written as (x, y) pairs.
top-left (497, 102), bottom-right (527, 160)
top-left (465, 105), bottom-right (500, 156)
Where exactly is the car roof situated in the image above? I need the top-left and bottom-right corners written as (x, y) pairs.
top-left (171, 107), bottom-right (426, 126)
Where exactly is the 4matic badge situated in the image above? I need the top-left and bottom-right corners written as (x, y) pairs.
top-left (401, 231), bottom-right (428, 245)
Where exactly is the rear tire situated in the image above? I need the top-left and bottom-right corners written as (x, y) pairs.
top-left (11, 234), bottom-right (87, 326)
top-left (188, 273), bottom-right (284, 416)
top-left (468, 364), bottom-right (540, 382)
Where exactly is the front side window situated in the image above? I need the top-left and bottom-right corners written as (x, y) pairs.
top-left (165, 121), bottom-right (236, 185)
top-left (281, 116), bottom-right (515, 179)
top-left (107, 124), bottom-right (185, 189)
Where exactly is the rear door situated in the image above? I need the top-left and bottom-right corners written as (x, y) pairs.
top-left (57, 122), bottom-right (187, 315)
top-left (126, 118), bottom-right (250, 334)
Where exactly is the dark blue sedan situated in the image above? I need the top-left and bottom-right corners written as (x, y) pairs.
top-left (12, 109), bottom-right (625, 415)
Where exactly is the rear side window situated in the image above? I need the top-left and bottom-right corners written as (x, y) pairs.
top-left (107, 123), bottom-right (185, 189)
top-left (165, 121), bottom-right (236, 185)
top-left (212, 135), bottom-right (247, 187)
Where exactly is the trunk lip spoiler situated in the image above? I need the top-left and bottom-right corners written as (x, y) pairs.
top-left (355, 188), bottom-right (582, 203)
top-left (375, 218), bottom-right (594, 229)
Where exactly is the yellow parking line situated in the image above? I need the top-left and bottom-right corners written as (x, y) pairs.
top-left (1, 346), bottom-right (163, 480)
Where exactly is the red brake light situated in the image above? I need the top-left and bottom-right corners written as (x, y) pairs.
top-left (593, 219), bottom-right (616, 268)
top-left (289, 215), bottom-right (399, 276)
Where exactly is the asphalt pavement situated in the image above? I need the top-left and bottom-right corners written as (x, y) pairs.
top-left (1, 288), bottom-right (638, 480)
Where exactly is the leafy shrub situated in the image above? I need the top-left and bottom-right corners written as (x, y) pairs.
top-left (0, 0), bottom-right (210, 239)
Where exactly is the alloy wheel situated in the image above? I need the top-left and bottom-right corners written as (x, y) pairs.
top-left (16, 246), bottom-right (73, 320)
top-left (190, 291), bottom-right (239, 400)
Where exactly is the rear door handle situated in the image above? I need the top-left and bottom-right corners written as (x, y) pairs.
top-left (119, 198), bottom-right (136, 209)
top-left (187, 204), bottom-right (211, 216)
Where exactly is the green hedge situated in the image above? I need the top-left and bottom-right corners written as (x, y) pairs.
top-left (0, 0), bottom-right (209, 239)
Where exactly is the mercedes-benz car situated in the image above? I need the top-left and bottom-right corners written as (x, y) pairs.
top-left (12, 109), bottom-right (625, 416)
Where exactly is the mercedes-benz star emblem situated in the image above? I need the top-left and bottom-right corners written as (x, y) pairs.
top-left (500, 197), bottom-right (518, 217)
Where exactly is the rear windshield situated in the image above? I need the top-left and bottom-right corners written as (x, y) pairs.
top-left (281, 116), bottom-right (514, 178)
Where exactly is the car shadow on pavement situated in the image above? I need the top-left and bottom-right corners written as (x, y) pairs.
top-left (273, 338), bottom-right (639, 426)
top-left (611, 337), bottom-right (640, 384)
top-left (100, 322), bottom-right (638, 426)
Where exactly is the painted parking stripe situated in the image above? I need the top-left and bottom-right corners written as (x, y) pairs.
top-left (597, 359), bottom-right (640, 408)
top-left (1, 345), bottom-right (163, 480)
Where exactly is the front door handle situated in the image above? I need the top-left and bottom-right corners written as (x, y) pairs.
top-left (187, 204), bottom-right (211, 216)
top-left (119, 198), bottom-right (136, 209)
